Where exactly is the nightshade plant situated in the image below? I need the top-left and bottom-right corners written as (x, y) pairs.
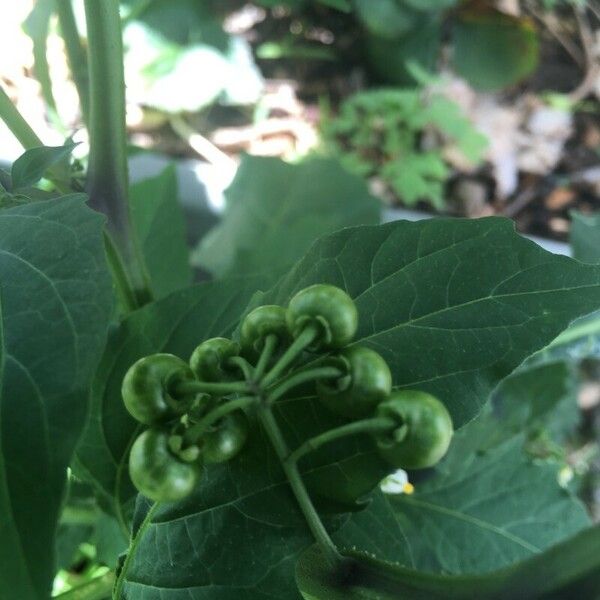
top-left (1, 2), bottom-right (600, 600)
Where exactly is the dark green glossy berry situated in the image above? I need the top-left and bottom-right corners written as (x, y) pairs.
top-left (286, 284), bottom-right (358, 350)
top-left (190, 338), bottom-right (240, 382)
top-left (240, 305), bottom-right (290, 357)
top-left (202, 411), bottom-right (249, 464)
top-left (122, 354), bottom-right (195, 425)
top-left (374, 391), bottom-right (453, 469)
top-left (129, 429), bottom-right (202, 502)
top-left (317, 346), bottom-right (391, 419)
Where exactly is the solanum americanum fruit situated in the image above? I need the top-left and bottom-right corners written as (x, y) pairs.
top-left (317, 346), bottom-right (392, 418)
top-left (286, 284), bottom-right (358, 350)
top-left (190, 337), bottom-right (240, 382)
top-left (374, 390), bottom-right (453, 469)
top-left (129, 428), bottom-right (202, 503)
top-left (122, 353), bottom-right (195, 425)
top-left (240, 304), bottom-right (290, 357)
top-left (202, 411), bottom-right (249, 464)
top-left (123, 285), bottom-right (453, 516)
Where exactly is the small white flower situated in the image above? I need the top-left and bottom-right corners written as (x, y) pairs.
top-left (380, 469), bottom-right (414, 495)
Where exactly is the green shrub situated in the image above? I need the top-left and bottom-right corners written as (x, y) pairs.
top-left (322, 88), bottom-right (487, 208)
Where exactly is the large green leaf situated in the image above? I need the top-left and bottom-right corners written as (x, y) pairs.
top-left (193, 156), bottom-right (381, 282)
top-left (452, 10), bottom-right (539, 91)
top-left (334, 412), bottom-right (589, 575)
top-left (74, 277), bottom-right (270, 522)
top-left (296, 524), bottom-right (600, 599)
top-left (130, 166), bottom-right (192, 298)
top-left (261, 218), bottom-right (600, 427)
top-left (0, 196), bottom-right (113, 600)
top-left (115, 217), bottom-right (600, 598)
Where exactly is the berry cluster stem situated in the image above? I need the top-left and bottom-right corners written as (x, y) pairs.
top-left (254, 334), bottom-right (277, 380)
top-left (261, 325), bottom-right (319, 387)
top-left (258, 406), bottom-right (342, 567)
top-left (287, 417), bottom-right (395, 465)
top-left (183, 396), bottom-right (258, 446)
top-left (227, 356), bottom-right (255, 381)
top-left (266, 366), bottom-right (342, 405)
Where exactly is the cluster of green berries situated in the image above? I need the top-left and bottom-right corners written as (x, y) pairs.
top-left (122, 284), bottom-right (453, 503)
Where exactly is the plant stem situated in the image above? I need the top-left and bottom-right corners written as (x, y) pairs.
top-left (254, 334), bottom-right (277, 380)
top-left (54, 571), bottom-right (115, 600)
top-left (262, 325), bottom-right (319, 387)
top-left (287, 417), bottom-right (395, 465)
top-left (56, 0), bottom-right (89, 124)
top-left (227, 356), bottom-right (255, 382)
top-left (258, 406), bottom-right (342, 567)
top-left (84, 0), bottom-right (152, 308)
top-left (0, 85), bottom-right (44, 149)
top-left (174, 380), bottom-right (250, 397)
top-left (266, 366), bottom-right (342, 405)
top-left (113, 502), bottom-right (159, 599)
top-left (183, 396), bottom-right (258, 445)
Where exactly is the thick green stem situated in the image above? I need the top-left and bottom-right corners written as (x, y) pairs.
top-left (258, 406), bottom-right (342, 566)
top-left (254, 334), bottom-right (277, 380)
top-left (262, 325), bottom-right (319, 387)
top-left (287, 417), bottom-right (395, 465)
top-left (84, 0), bottom-right (152, 308)
top-left (266, 366), bottom-right (342, 405)
top-left (113, 503), bottom-right (159, 599)
top-left (54, 571), bottom-right (115, 600)
top-left (183, 396), bottom-right (258, 445)
top-left (56, 0), bottom-right (89, 124)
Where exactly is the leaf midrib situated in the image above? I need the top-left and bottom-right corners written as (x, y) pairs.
top-left (360, 284), bottom-right (600, 345)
